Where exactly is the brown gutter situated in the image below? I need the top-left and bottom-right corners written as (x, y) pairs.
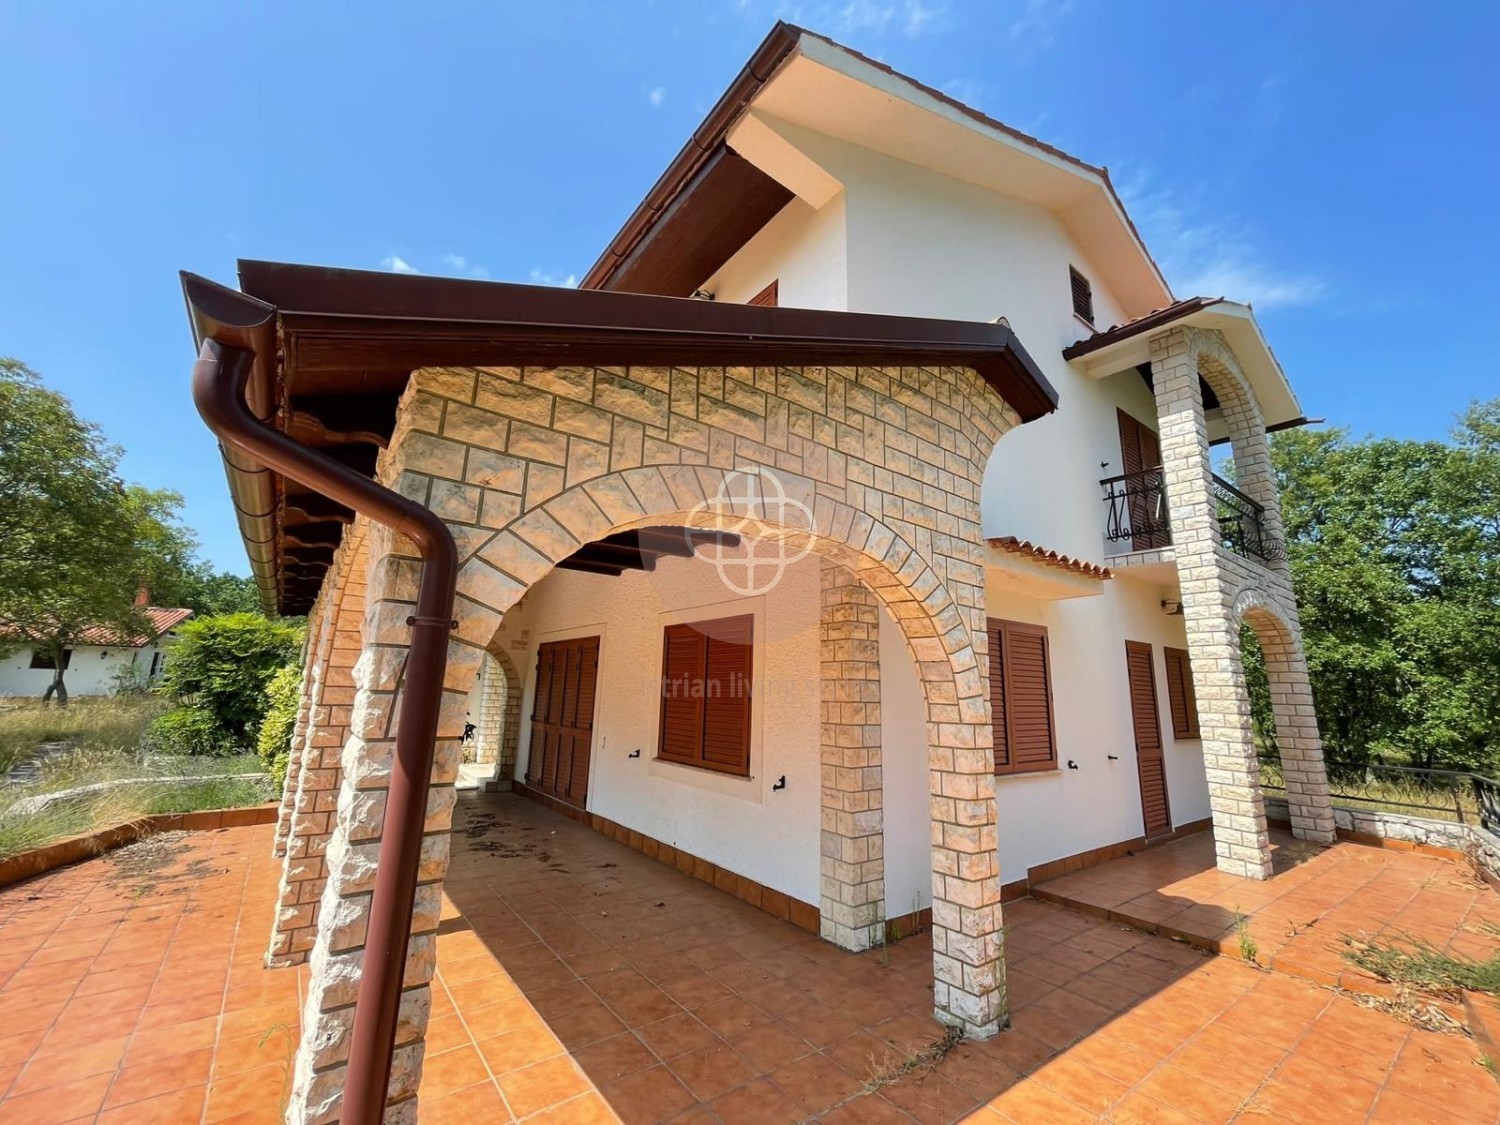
top-left (579, 21), bottom-right (800, 290)
top-left (188, 292), bottom-right (457, 1125)
top-left (1061, 297), bottom-right (1224, 362)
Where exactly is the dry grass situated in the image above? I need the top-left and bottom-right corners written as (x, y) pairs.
top-left (1259, 759), bottom-right (1482, 823)
top-left (0, 695), bottom-right (166, 775)
top-left (1341, 930), bottom-right (1500, 998)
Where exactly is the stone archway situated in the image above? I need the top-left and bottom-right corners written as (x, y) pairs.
top-left (465, 644), bottom-right (522, 785)
top-left (286, 360), bottom-right (1018, 1120)
top-left (1149, 326), bottom-right (1334, 880)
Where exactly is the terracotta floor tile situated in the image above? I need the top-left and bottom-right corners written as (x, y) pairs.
top-left (666, 1041), bottom-right (756, 1101)
top-left (103, 1045), bottom-right (214, 1109)
top-left (0, 1071), bottom-right (114, 1124)
top-left (9, 1035), bottom-right (131, 1097)
top-left (524, 1090), bottom-right (619, 1124)
top-left (984, 1077), bottom-right (1097, 1124)
top-left (203, 1063), bottom-right (293, 1123)
top-left (96, 1084), bottom-right (207, 1125)
top-left (724, 1021), bottom-right (815, 1073)
top-left (600, 1064), bottom-right (696, 1124)
top-left (1030, 1053), bottom-right (1130, 1115)
top-left (475, 1024), bottom-right (564, 1077)
top-left (708, 1076), bottom-right (805, 1124)
top-left (879, 1070), bottom-right (980, 1122)
top-left (420, 1044), bottom-right (491, 1098)
top-left (768, 1051), bottom-right (863, 1115)
top-left (497, 1054), bottom-right (592, 1117)
top-left (573, 1033), bottom-right (657, 1084)
top-left (633, 1013), bottom-right (718, 1060)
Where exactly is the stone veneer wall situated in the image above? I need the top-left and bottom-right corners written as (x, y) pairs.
top-left (1265, 795), bottom-right (1500, 880)
top-left (469, 647), bottom-right (521, 784)
top-left (283, 360), bottom-right (1021, 1122)
top-left (1150, 326), bottom-right (1333, 881)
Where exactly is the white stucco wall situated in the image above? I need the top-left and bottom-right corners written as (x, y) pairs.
top-left (702, 193), bottom-right (848, 310)
top-left (0, 641), bottom-right (167, 699)
top-left (502, 548), bottom-right (826, 905)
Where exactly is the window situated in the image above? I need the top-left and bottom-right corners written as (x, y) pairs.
top-left (748, 279), bottom-right (778, 307)
top-left (1069, 266), bottom-right (1094, 325)
top-left (658, 614), bottom-right (753, 776)
top-left (29, 649), bottom-right (71, 670)
top-left (986, 618), bottom-right (1057, 775)
top-left (1163, 646), bottom-right (1201, 739)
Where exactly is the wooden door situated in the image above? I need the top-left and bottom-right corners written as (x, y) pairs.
top-left (1125, 641), bottom-right (1172, 838)
top-left (525, 636), bottom-right (600, 808)
top-left (1117, 410), bottom-right (1168, 550)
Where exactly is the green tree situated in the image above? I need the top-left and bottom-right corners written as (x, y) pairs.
top-left (0, 359), bottom-right (151, 704)
top-left (151, 614), bottom-right (303, 752)
top-left (1270, 403), bottom-right (1500, 773)
top-left (125, 485), bottom-right (262, 616)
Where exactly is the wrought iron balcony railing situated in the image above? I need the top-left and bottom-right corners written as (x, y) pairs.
top-left (1099, 468), bottom-right (1287, 564)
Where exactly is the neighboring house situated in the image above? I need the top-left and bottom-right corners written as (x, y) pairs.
top-left (184, 22), bottom-right (1337, 1118)
top-left (0, 606), bottom-right (193, 698)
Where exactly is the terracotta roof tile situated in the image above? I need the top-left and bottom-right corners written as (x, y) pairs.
top-left (0, 607), bottom-right (193, 649)
top-left (1062, 297), bottom-right (1224, 361)
top-left (987, 537), bottom-right (1112, 581)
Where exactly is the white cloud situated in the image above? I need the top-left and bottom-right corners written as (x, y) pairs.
top-left (1008, 0), bottom-right (1073, 48)
top-left (529, 268), bottom-right (579, 288)
top-left (647, 86), bottom-right (666, 108)
top-left (440, 253), bottom-right (490, 279)
top-left (738, 0), bottom-right (945, 38)
top-left (379, 256), bottom-right (419, 274)
top-left (1117, 173), bottom-right (1324, 310)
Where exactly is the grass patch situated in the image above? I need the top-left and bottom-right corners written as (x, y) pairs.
top-left (1341, 931), bottom-right (1500, 998)
top-left (0, 696), bottom-right (166, 775)
top-left (1259, 758), bottom-right (1483, 823)
top-left (1235, 910), bottom-right (1259, 965)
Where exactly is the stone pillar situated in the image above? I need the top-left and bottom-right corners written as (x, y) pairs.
top-left (286, 524), bottom-right (478, 1123)
top-left (268, 542), bottom-right (369, 967)
top-left (819, 561), bottom-right (885, 952)
top-left (1150, 328), bottom-right (1273, 879)
top-left (273, 608), bottom-right (328, 860)
top-left (1253, 611), bottom-right (1336, 844)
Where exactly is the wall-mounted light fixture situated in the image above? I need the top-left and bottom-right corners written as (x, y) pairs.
top-left (772, 775), bottom-right (787, 791)
top-left (1161, 599), bottom-right (1184, 616)
top-left (691, 289), bottom-right (715, 301)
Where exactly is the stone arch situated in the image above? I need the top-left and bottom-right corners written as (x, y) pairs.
top-left (466, 642), bottom-right (522, 786)
top-left (1232, 587), bottom-right (1335, 844)
top-left (452, 464), bottom-right (1000, 1035)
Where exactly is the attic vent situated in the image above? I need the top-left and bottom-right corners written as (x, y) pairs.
top-left (1069, 267), bottom-right (1094, 325)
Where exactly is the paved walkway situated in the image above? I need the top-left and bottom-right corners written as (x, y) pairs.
top-left (1034, 827), bottom-right (1500, 1002)
top-left (0, 794), bottom-right (1496, 1123)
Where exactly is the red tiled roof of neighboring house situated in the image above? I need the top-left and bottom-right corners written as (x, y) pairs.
top-left (1062, 297), bottom-right (1225, 361)
top-left (0, 607), bottom-right (193, 649)
top-left (987, 537), bottom-right (1112, 581)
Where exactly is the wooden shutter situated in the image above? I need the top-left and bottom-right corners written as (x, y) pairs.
top-left (1163, 647), bottom-right (1200, 739)
top-left (526, 637), bottom-right (600, 808)
top-left (1125, 641), bottom-right (1172, 836)
top-left (988, 618), bottom-right (1057, 775)
top-left (987, 623), bottom-right (1009, 771)
top-left (748, 280), bottom-right (778, 307)
top-left (1117, 409), bottom-right (1168, 550)
top-left (659, 624), bottom-right (707, 766)
top-left (658, 614), bottom-right (753, 776)
top-left (1069, 267), bottom-right (1094, 323)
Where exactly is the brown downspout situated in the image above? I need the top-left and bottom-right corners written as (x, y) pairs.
top-left (192, 337), bottom-right (457, 1125)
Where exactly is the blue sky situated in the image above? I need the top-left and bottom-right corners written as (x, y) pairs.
top-left (2, 1), bottom-right (1495, 575)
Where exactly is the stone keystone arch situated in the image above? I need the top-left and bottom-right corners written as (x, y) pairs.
top-left (284, 361), bottom-right (1021, 1121)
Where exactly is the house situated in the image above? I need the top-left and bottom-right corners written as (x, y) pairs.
top-left (184, 22), bottom-right (1335, 1121)
top-left (0, 604), bottom-right (192, 699)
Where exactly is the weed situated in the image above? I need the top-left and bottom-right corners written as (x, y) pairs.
top-left (0, 696), bottom-right (165, 775)
top-left (860, 1025), bottom-right (964, 1095)
top-left (1341, 931), bottom-right (1500, 997)
top-left (1336, 983), bottom-right (1466, 1034)
top-left (1235, 910), bottom-right (1259, 965)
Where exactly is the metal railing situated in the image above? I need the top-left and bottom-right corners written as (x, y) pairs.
top-left (1099, 468), bottom-right (1287, 564)
top-left (1211, 474), bottom-right (1287, 563)
top-left (1100, 469), bottom-right (1171, 551)
top-left (1260, 758), bottom-right (1499, 831)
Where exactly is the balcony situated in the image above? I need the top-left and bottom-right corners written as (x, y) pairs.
top-left (1100, 468), bottom-right (1286, 564)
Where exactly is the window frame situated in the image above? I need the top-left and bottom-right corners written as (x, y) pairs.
top-left (657, 613), bottom-right (754, 778)
top-left (748, 279), bottom-right (778, 307)
top-left (29, 648), bottom-right (71, 671)
top-left (987, 617), bottom-right (1059, 777)
top-left (1068, 266), bottom-right (1094, 326)
top-left (1163, 646), bottom-right (1201, 740)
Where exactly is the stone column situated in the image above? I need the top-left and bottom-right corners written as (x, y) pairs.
top-left (819, 560), bottom-right (886, 952)
top-left (286, 523), bottom-right (478, 1124)
top-left (273, 608), bottom-right (328, 860)
top-left (268, 546), bottom-right (368, 966)
top-left (1255, 613), bottom-right (1336, 844)
top-left (1150, 328), bottom-right (1273, 879)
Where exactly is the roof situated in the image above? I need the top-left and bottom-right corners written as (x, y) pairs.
top-left (1, 607), bottom-right (193, 649)
top-left (185, 261), bottom-right (1057, 616)
top-left (581, 22), bottom-right (1170, 311)
top-left (987, 537), bottom-right (1112, 581)
top-left (1061, 297), bottom-right (1223, 361)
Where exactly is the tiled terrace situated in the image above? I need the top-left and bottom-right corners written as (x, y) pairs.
top-left (0, 793), bottom-right (1496, 1123)
top-left (1034, 827), bottom-right (1500, 1000)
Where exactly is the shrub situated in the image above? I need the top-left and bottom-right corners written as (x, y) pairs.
top-left (144, 706), bottom-right (236, 757)
top-left (257, 664), bottom-right (301, 788)
top-left (157, 613), bottom-right (303, 751)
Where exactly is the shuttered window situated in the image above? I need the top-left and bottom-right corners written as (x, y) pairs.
top-left (986, 618), bottom-right (1057, 775)
top-left (1069, 266), bottom-right (1094, 324)
top-left (658, 614), bottom-right (753, 776)
top-left (1163, 646), bottom-right (1201, 739)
